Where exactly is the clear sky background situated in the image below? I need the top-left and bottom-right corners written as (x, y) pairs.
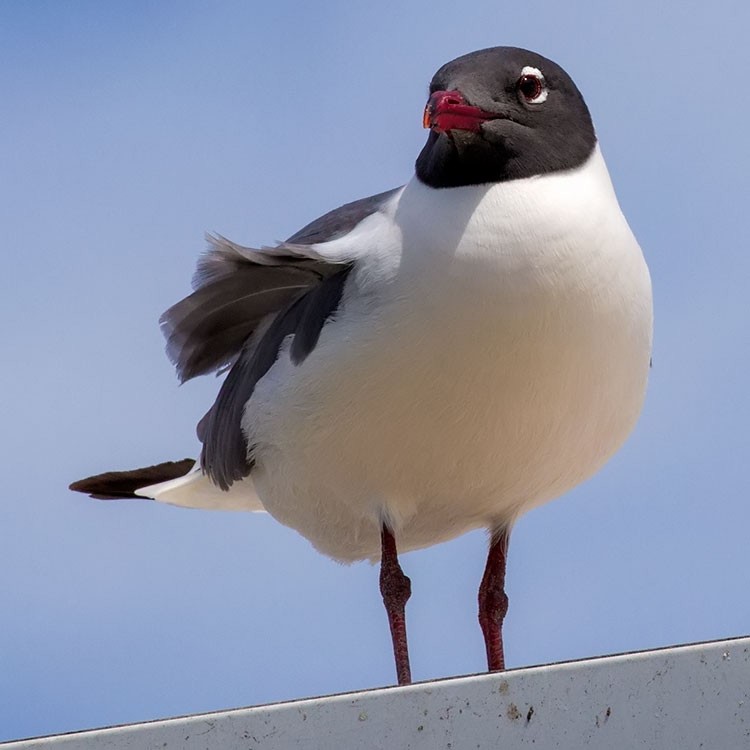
top-left (1, 0), bottom-right (748, 742)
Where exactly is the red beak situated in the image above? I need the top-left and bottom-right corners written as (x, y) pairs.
top-left (423, 90), bottom-right (501, 134)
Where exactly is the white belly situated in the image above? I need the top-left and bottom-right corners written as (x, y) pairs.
top-left (245, 150), bottom-right (653, 562)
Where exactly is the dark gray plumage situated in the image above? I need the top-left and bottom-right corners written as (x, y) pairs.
top-left (162, 263), bottom-right (320, 383)
top-left (286, 188), bottom-right (401, 245)
top-left (199, 266), bottom-right (353, 490)
top-left (161, 264), bottom-right (314, 382)
top-left (162, 188), bottom-right (398, 384)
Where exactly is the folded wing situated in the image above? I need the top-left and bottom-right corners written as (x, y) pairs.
top-left (161, 187), bottom-right (401, 491)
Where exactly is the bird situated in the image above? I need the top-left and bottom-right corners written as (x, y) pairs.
top-left (71, 46), bottom-right (653, 686)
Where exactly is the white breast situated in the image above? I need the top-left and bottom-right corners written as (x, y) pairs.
top-left (244, 147), bottom-right (653, 562)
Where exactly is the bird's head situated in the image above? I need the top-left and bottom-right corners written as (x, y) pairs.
top-left (416, 47), bottom-right (596, 188)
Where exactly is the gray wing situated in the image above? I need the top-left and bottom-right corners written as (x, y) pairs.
top-left (162, 252), bottom-right (330, 383)
top-left (162, 186), bottom-right (400, 383)
top-left (285, 187), bottom-right (401, 245)
top-left (161, 186), bottom-right (400, 490)
top-left (198, 266), bottom-right (353, 490)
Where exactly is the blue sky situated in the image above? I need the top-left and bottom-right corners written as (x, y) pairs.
top-left (1, 0), bottom-right (748, 741)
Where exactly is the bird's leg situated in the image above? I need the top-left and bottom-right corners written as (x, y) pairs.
top-left (379, 524), bottom-right (412, 685)
top-left (478, 528), bottom-right (510, 672)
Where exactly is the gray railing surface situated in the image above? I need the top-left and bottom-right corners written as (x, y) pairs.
top-left (4, 636), bottom-right (749, 749)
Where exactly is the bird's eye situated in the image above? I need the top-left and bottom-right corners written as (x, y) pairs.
top-left (517, 66), bottom-right (548, 104)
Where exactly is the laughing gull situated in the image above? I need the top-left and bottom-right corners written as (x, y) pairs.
top-left (71, 46), bottom-right (653, 685)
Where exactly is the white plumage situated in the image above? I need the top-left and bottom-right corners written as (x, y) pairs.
top-left (141, 146), bottom-right (652, 562)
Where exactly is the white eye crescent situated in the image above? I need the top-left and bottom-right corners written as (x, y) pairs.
top-left (517, 66), bottom-right (548, 104)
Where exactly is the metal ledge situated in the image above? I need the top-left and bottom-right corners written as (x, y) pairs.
top-left (5, 636), bottom-right (749, 749)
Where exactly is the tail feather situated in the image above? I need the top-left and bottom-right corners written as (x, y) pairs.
top-left (70, 459), bottom-right (195, 500)
top-left (70, 459), bottom-right (265, 512)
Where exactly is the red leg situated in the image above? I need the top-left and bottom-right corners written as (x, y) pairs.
top-left (379, 524), bottom-right (412, 685)
top-left (478, 529), bottom-right (510, 672)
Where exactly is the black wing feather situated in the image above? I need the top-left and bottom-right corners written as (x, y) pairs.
top-left (70, 459), bottom-right (195, 499)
